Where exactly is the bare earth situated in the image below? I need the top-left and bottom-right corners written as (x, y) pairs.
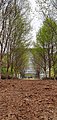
top-left (0, 79), bottom-right (57, 120)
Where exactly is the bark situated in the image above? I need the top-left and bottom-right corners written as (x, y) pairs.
top-left (6, 44), bottom-right (10, 79)
top-left (11, 56), bottom-right (14, 78)
top-left (36, 65), bottom-right (40, 78)
top-left (0, 59), bottom-right (1, 79)
top-left (0, 42), bottom-right (3, 79)
top-left (48, 44), bottom-right (51, 78)
top-left (44, 54), bottom-right (47, 78)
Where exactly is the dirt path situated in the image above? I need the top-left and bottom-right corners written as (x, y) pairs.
top-left (0, 79), bottom-right (57, 120)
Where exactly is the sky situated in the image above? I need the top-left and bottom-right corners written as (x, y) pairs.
top-left (29, 0), bottom-right (43, 42)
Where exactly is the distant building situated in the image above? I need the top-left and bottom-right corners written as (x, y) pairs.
top-left (25, 53), bottom-right (36, 78)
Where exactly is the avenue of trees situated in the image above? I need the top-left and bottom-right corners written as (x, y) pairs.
top-left (0, 0), bottom-right (31, 79)
top-left (0, 0), bottom-right (57, 79)
top-left (31, 17), bottom-right (57, 78)
top-left (31, 0), bottom-right (57, 79)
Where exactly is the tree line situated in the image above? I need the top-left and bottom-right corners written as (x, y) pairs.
top-left (0, 0), bottom-right (57, 80)
top-left (0, 0), bottom-right (31, 79)
top-left (31, 0), bottom-right (57, 79)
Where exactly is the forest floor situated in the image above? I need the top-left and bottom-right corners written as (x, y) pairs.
top-left (0, 79), bottom-right (57, 120)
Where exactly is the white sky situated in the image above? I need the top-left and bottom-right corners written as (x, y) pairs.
top-left (29, 0), bottom-right (43, 42)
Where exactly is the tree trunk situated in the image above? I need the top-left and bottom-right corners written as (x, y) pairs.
top-left (11, 57), bottom-right (14, 78)
top-left (44, 54), bottom-right (47, 78)
top-left (51, 44), bottom-right (55, 79)
top-left (0, 43), bottom-right (3, 79)
top-left (48, 44), bottom-right (51, 78)
top-left (49, 62), bottom-right (51, 78)
top-left (44, 68), bottom-right (47, 78)
top-left (0, 60), bottom-right (1, 79)
top-left (6, 53), bottom-right (9, 79)
top-left (36, 68), bottom-right (40, 79)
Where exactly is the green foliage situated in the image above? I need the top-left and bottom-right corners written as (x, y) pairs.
top-left (32, 17), bottom-right (57, 78)
top-left (0, 0), bottom-right (31, 79)
top-left (1, 67), bottom-right (7, 75)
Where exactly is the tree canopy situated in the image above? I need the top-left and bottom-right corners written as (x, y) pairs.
top-left (32, 17), bottom-right (57, 78)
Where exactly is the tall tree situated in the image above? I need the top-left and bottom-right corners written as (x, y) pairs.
top-left (0, 0), bottom-right (31, 79)
top-left (32, 17), bottom-right (57, 78)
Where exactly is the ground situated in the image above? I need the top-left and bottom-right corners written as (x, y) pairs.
top-left (0, 79), bottom-right (57, 120)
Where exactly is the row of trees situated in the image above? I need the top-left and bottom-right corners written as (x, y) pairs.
top-left (31, 0), bottom-right (57, 79)
top-left (0, 0), bottom-right (31, 79)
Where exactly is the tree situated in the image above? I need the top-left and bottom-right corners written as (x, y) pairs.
top-left (0, 0), bottom-right (31, 79)
top-left (31, 48), bottom-right (41, 78)
top-left (36, 0), bottom-right (57, 20)
top-left (32, 17), bottom-right (57, 78)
